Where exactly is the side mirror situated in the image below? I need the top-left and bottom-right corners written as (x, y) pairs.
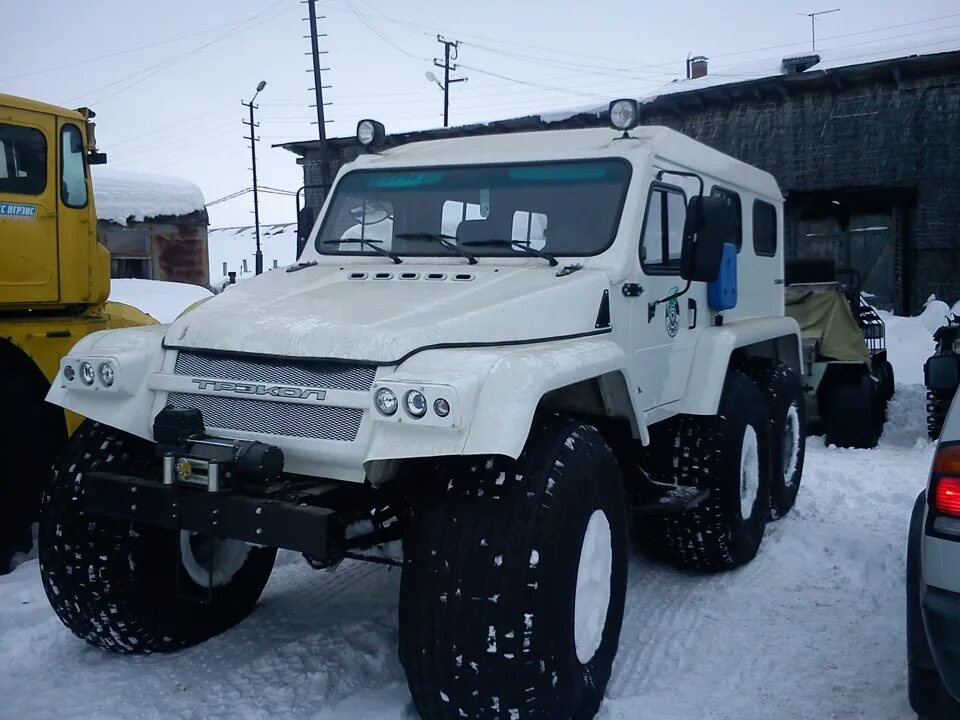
top-left (681, 195), bottom-right (733, 282)
top-left (296, 206), bottom-right (315, 258)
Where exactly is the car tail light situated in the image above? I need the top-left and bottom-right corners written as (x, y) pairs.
top-left (932, 445), bottom-right (960, 517)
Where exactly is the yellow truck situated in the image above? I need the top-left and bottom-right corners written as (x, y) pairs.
top-left (0, 93), bottom-right (152, 571)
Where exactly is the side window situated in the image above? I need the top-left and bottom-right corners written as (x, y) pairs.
top-left (511, 210), bottom-right (548, 250)
top-left (753, 200), bottom-right (778, 257)
top-left (0, 122), bottom-right (47, 196)
top-left (441, 200), bottom-right (482, 237)
top-left (60, 124), bottom-right (88, 208)
top-left (711, 187), bottom-right (742, 250)
top-left (641, 185), bottom-right (686, 272)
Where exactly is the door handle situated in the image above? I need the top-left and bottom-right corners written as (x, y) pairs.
top-left (688, 298), bottom-right (698, 329)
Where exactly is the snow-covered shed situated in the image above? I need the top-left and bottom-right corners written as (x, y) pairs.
top-left (92, 168), bottom-right (210, 287)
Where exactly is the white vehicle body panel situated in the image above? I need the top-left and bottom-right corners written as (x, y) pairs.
top-left (47, 126), bottom-right (798, 484)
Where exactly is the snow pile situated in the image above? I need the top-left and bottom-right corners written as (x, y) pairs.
top-left (93, 168), bottom-right (206, 226)
top-left (540, 36), bottom-right (960, 124)
top-left (109, 278), bottom-right (212, 323)
top-left (0, 311), bottom-right (943, 720)
top-left (208, 223), bottom-right (299, 287)
top-left (919, 299), bottom-right (952, 333)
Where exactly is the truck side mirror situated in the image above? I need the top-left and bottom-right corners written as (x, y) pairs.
top-left (296, 207), bottom-right (315, 258)
top-left (681, 195), bottom-right (733, 282)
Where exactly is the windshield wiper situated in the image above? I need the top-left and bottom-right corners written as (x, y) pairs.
top-left (321, 238), bottom-right (402, 264)
top-left (461, 239), bottom-right (558, 267)
top-left (394, 232), bottom-right (478, 265)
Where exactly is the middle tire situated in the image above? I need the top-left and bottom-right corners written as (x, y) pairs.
top-left (399, 415), bottom-right (628, 720)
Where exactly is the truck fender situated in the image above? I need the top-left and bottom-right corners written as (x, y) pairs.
top-left (678, 316), bottom-right (802, 416)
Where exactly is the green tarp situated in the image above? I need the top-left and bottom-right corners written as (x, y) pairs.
top-left (785, 290), bottom-right (871, 364)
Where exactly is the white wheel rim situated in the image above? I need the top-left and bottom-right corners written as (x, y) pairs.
top-left (782, 404), bottom-right (801, 487)
top-left (179, 531), bottom-right (251, 589)
top-left (574, 509), bottom-right (612, 665)
top-left (739, 425), bottom-right (760, 520)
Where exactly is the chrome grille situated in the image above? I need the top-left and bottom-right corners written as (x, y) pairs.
top-left (167, 392), bottom-right (363, 442)
top-left (174, 351), bottom-right (376, 392)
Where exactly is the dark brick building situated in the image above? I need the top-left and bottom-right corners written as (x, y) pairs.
top-left (281, 46), bottom-right (960, 313)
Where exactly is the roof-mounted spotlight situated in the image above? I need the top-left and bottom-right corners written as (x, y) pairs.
top-left (357, 119), bottom-right (386, 149)
top-left (609, 98), bottom-right (640, 137)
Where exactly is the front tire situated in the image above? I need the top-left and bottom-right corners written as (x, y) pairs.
top-left (399, 416), bottom-right (627, 720)
top-left (39, 421), bottom-right (276, 653)
top-left (645, 371), bottom-right (772, 571)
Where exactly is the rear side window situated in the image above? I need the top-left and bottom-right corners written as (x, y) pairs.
top-left (753, 200), bottom-right (778, 257)
top-left (711, 187), bottom-right (742, 250)
top-left (641, 185), bottom-right (686, 272)
top-left (0, 123), bottom-right (47, 196)
top-left (60, 124), bottom-right (88, 208)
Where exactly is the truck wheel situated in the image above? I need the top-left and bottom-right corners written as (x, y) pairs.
top-left (645, 371), bottom-right (772, 571)
top-left (399, 416), bottom-right (627, 720)
top-left (39, 421), bottom-right (276, 653)
top-left (907, 491), bottom-right (960, 719)
top-left (823, 372), bottom-right (883, 449)
top-left (928, 388), bottom-right (953, 440)
top-left (0, 368), bottom-right (65, 574)
top-left (738, 358), bottom-right (806, 520)
top-left (878, 358), bottom-right (895, 402)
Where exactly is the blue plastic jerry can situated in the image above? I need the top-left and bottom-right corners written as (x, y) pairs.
top-left (708, 242), bottom-right (738, 311)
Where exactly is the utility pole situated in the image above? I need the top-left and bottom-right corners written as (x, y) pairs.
top-left (305, 0), bottom-right (332, 189)
top-left (242, 81), bottom-right (266, 275)
top-left (798, 8), bottom-right (840, 52)
top-left (432, 36), bottom-right (467, 128)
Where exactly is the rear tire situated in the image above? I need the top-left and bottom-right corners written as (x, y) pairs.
top-left (399, 416), bottom-right (628, 720)
top-left (645, 371), bottom-right (772, 571)
top-left (823, 371), bottom-right (883, 449)
top-left (39, 421), bottom-right (276, 653)
top-left (928, 388), bottom-right (953, 441)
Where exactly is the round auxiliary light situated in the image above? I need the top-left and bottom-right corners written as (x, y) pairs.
top-left (357, 119), bottom-right (386, 147)
top-left (609, 98), bottom-right (639, 132)
top-left (375, 387), bottom-right (398, 416)
top-left (63, 364), bottom-right (76, 382)
top-left (98, 362), bottom-right (115, 387)
top-left (78, 361), bottom-right (96, 386)
top-left (404, 390), bottom-right (428, 419)
top-left (434, 398), bottom-right (451, 418)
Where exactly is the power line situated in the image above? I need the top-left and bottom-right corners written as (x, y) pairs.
top-left (206, 188), bottom-right (252, 207)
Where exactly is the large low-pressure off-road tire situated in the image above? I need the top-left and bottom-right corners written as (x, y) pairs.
top-left (928, 388), bottom-right (953, 441)
top-left (738, 357), bottom-right (806, 520)
top-left (39, 420), bottom-right (277, 653)
top-left (645, 371), bottom-right (772, 572)
top-left (0, 367), bottom-right (65, 574)
top-left (823, 371), bottom-right (883, 449)
top-left (399, 416), bottom-right (628, 720)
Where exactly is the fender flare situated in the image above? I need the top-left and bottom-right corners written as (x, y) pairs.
top-left (678, 316), bottom-right (802, 416)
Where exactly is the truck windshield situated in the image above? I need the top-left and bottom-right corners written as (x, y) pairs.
top-left (315, 159), bottom-right (631, 259)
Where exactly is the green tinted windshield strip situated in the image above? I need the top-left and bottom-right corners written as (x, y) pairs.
top-left (364, 171), bottom-right (445, 188)
top-left (507, 163), bottom-right (618, 181)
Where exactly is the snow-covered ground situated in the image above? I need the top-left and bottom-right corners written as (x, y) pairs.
top-left (0, 316), bottom-right (938, 720)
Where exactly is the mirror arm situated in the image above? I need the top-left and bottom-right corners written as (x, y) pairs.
top-left (647, 279), bottom-right (692, 322)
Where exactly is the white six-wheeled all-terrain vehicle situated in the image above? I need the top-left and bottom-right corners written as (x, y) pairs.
top-left (40, 102), bottom-right (806, 720)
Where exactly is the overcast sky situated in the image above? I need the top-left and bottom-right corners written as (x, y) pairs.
top-left (3, 0), bottom-right (958, 228)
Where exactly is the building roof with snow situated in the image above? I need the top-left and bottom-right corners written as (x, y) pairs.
top-left (92, 167), bottom-right (207, 226)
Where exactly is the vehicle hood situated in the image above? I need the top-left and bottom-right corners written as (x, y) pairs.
top-left (164, 264), bottom-right (611, 363)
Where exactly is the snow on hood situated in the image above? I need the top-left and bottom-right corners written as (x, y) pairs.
top-left (93, 168), bottom-right (206, 226)
top-left (165, 264), bottom-right (610, 363)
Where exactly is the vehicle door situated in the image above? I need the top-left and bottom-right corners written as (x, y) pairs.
top-left (628, 177), bottom-right (708, 410)
top-left (0, 108), bottom-right (58, 303)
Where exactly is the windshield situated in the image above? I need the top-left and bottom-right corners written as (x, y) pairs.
top-left (315, 159), bottom-right (631, 259)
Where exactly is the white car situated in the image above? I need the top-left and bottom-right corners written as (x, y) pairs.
top-left (39, 103), bottom-right (806, 720)
top-left (908, 392), bottom-right (960, 719)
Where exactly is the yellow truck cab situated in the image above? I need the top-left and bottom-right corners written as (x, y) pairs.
top-left (0, 93), bottom-right (151, 571)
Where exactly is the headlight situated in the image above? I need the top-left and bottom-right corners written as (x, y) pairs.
top-left (79, 361), bottom-right (96, 386)
top-left (63, 364), bottom-right (76, 382)
top-left (98, 362), bottom-right (115, 387)
top-left (404, 390), bottom-right (428, 418)
top-left (375, 387), bottom-right (398, 416)
top-left (357, 119), bottom-right (385, 147)
top-left (609, 98), bottom-right (639, 131)
top-left (952, 338), bottom-right (960, 354)
top-left (434, 398), bottom-right (450, 417)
